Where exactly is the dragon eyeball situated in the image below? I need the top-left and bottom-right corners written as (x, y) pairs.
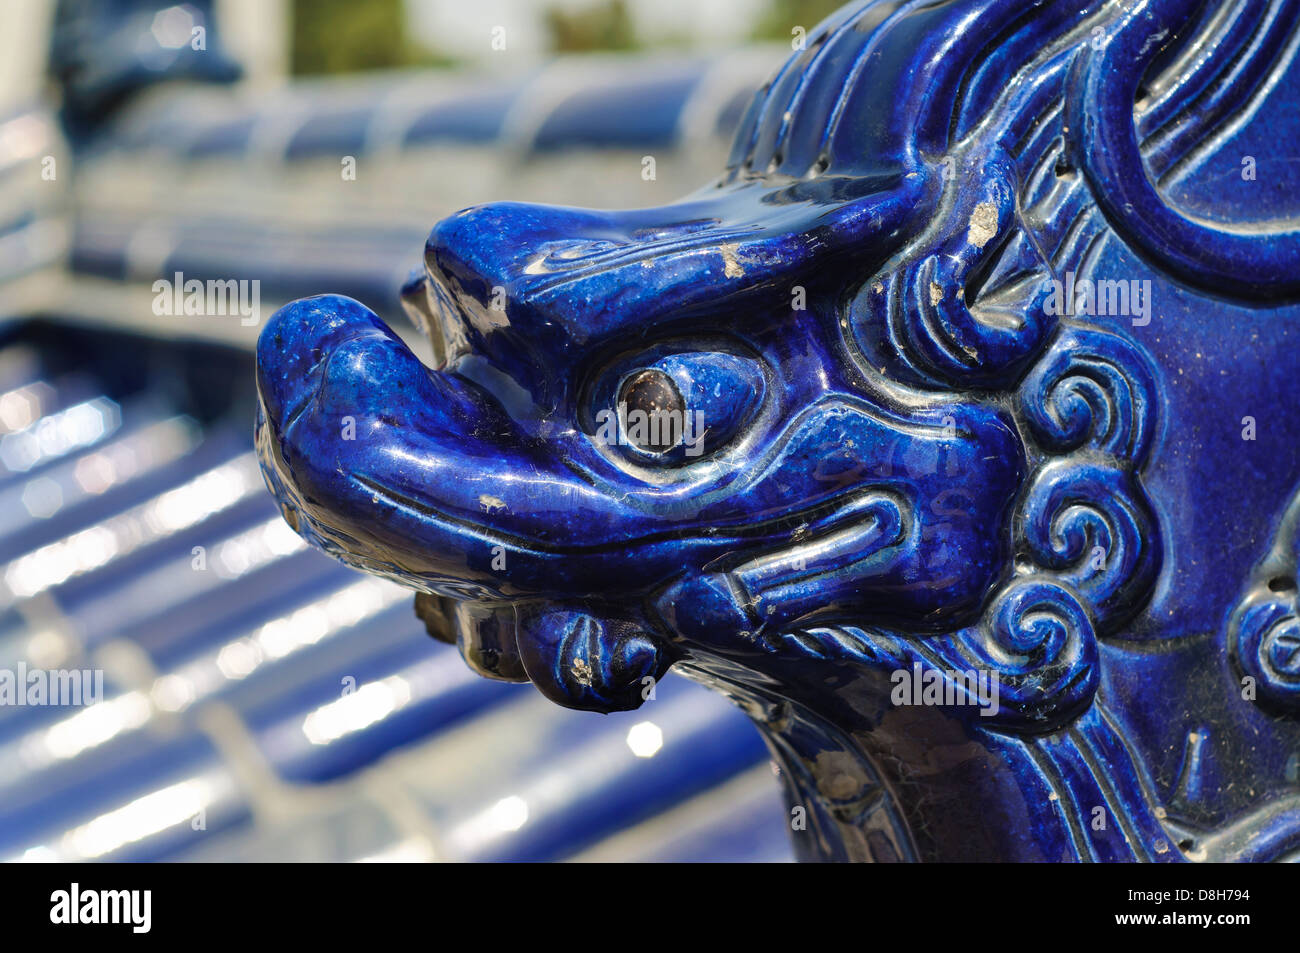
top-left (607, 350), bottom-right (766, 464)
top-left (618, 369), bottom-right (685, 453)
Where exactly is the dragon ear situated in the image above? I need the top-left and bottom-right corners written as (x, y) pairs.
top-left (1067, 0), bottom-right (1300, 300)
top-left (846, 145), bottom-right (1057, 391)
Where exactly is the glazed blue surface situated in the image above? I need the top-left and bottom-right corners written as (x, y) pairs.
top-left (256, 0), bottom-right (1300, 861)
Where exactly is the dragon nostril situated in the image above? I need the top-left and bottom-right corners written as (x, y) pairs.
top-left (618, 369), bottom-right (685, 453)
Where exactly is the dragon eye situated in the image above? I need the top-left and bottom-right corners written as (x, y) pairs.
top-left (601, 351), bottom-right (766, 464)
top-left (618, 369), bottom-right (685, 452)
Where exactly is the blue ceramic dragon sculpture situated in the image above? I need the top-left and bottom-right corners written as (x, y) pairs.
top-left (255, 0), bottom-right (1300, 861)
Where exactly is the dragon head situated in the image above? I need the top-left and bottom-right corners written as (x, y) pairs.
top-left (257, 0), bottom-right (1292, 736)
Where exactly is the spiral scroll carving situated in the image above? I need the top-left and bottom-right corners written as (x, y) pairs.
top-left (1233, 600), bottom-right (1300, 713)
top-left (1016, 460), bottom-right (1161, 633)
top-left (794, 577), bottom-right (1100, 734)
top-left (959, 578), bottom-right (1100, 731)
top-left (1012, 323), bottom-right (1163, 639)
top-left (1228, 488), bottom-right (1300, 717)
top-left (1018, 324), bottom-right (1158, 465)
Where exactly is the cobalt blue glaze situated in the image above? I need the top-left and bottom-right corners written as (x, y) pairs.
top-left (256, 0), bottom-right (1300, 861)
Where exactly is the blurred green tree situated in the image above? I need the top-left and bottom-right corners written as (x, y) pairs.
top-left (752, 0), bottom-right (845, 41)
top-left (291, 0), bottom-right (449, 75)
top-left (544, 0), bottom-right (640, 53)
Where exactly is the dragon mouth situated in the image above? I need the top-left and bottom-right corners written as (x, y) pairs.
top-left (349, 472), bottom-right (897, 560)
top-left (409, 483), bottom-right (910, 710)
